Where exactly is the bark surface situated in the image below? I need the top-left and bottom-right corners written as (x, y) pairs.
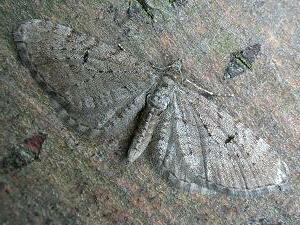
top-left (0, 0), bottom-right (299, 224)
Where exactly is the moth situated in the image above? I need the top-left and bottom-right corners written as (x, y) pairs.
top-left (14, 20), bottom-right (289, 196)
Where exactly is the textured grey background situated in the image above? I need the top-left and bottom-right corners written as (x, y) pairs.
top-left (0, 0), bottom-right (299, 224)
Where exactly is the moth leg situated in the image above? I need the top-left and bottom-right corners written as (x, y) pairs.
top-left (128, 87), bottom-right (172, 163)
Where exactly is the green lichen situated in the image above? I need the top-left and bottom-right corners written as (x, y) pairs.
top-left (211, 32), bottom-right (238, 56)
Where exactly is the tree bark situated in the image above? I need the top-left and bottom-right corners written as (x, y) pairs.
top-left (0, 0), bottom-right (299, 224)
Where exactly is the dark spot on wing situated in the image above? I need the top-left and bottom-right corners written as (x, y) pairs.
top-left (203, 124), bottom-right (212, 136)
top-left (225, 135), bottom-right (235, 144)
top-left (83, 51), bottom-right (89, 63)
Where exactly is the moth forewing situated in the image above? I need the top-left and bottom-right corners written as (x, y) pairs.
top-left (14, 19), bottom-right (157, 141)
top-left (154, 83), bottom-right (289, 195)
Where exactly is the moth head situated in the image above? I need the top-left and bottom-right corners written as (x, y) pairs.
top-left (163, 59), bottom-right (185, 83)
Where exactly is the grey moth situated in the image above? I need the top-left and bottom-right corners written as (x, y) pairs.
top-left (14, 20), bottom-right (289, 196)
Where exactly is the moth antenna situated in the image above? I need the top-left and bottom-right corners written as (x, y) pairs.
top-left (150, 59), bottom-right (182, 71)
top-left (185, 79), bottom-right (235, 98)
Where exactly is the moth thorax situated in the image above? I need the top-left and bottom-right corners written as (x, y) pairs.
top-left (162, 73), bottom-right (180, 84)
top-left (147, 88), bottom-right (171, 111)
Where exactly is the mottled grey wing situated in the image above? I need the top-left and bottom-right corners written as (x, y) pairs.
top-left (14, 19), bottom-right (155, 138)
top-left (151, 86), bottom-right (289, 196)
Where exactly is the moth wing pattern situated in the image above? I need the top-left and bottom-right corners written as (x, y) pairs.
top-left (151, 85), bottom-right (289, 196)
top-left (14, 19), bottom-right (156, 138)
